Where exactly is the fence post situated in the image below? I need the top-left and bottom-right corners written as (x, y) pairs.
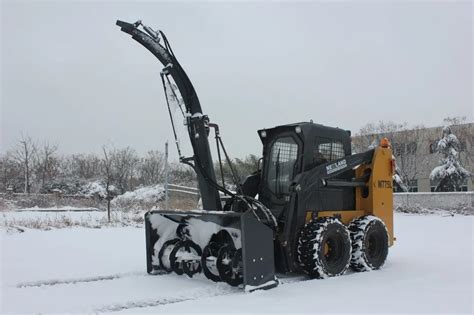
top-left (165, 141), bottom-right (169, 210)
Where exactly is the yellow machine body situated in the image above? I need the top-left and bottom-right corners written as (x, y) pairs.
top-left (310, 146), bottom-right (395, 246)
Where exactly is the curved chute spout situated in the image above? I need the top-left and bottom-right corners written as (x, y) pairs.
top-left (116, 19), bottom-right (221, 211)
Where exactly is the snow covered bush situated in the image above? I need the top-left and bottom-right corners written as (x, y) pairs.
top-left (81, 181), bottom-right (119, 199)
top-left (111, 184), bottom-right (164, 211)
top-left (430, 126), bottom-right (470, 192)
top-left (39, 177), bottom-right (85, 194)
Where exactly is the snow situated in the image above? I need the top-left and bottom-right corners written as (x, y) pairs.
top-left (112, 184), bottom-right (164, 205)
top-left (81, 181), bottom-right (110, 198)
top-left (148, 213), bottom-right (242, 261)
top-left (1, 213), bottom-right (473, 314)
top-left (394, 191), bottom-right (473, 213)
top-left (1, 210), bottom-right (106, 223)
top-left (0, 210), bottom-right (144, 231)
top-left (187, 217), bottom-right (241, 250)
top-left (429, 126), bottom-right (470, 191)
top-left (14, 205), bottom-right (101, 212)
top-left (244, 279), bottom-right (278, 293)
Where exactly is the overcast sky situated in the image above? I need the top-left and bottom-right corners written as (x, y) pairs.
top-left (1, 0), bottom-right (472, 160)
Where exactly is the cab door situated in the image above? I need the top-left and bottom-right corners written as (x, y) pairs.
top-left (259, 133), bottom-right (302, 217)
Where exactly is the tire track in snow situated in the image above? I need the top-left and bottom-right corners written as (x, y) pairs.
top-left (94, 296), bottom-right (203, 313)
top-left (94, 285), bottom-right (238, 313)
top-left (15, 271), bottom-right (148, 288)
top-left (94, 275), bottom-right (308, 313)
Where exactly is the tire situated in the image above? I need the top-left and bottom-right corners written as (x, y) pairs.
top-left (349, 215), bottom-right (389, 272)
top-left (297, 217), bottom-right (351, 279)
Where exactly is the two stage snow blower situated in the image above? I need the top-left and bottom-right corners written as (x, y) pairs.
top-left (116, 19), bottom-right (395, 292)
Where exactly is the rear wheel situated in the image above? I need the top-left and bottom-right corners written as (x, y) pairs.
top-left (349, 215), bottom-right (389, 272)
top-left (297, 217), bottom-right (351, 279)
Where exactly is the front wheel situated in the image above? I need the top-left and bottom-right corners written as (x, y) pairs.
top-left (297, 217), bottom-right (352, 279)
top-left (349, 215), bottom-right (389, 272)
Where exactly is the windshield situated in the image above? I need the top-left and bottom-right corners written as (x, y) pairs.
top-left (267, 136), bottom-right (299, 195)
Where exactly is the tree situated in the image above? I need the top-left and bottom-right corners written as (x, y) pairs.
top-left (110, 147), bottom-right (139, 194)
top-left (14, 135), bottom-right (37, 194)
top-left (169, 162), bottom-right (197, 186)
top-left (102, 146), bottom-right (114, 222)
top-left (213, 154), bottom-right (260, 190)
top-left (430, 126), bottom-right (470, 191)
top-left (139, 150), bottom-right (165, 185)
top-left (354, 121), bottom-right (429, 191)
top-left (441, 116), bottom-right (473, 167)
top-left (68, 154), bottom-right (102, 180)
top-left (35, 142), bottom-right (59, 187)
top-left (0, 153), bottom-right (23, 192)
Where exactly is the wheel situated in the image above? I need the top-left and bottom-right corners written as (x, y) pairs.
top-left (349, 215), bottom-right (389, 272)
top-left (201, 242), bottom-right (221, 282)
top-left (169, 240), bottom-right (202, 277)
top-left (158, 239), bottom-right (180, 272)
top-left (297, 217), bottom-right (351, 279)
top-left (216, 245), bottom-right (243, 286)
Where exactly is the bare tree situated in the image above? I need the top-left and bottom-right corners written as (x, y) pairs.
top-left (35, 142), bottom-right (59, 187)
top-left (69, 154), bottom-right (102, 180)
top-left (14, 135), bottom-right (37, 194)
top-left (354, 121), bottom-right (429, 190)
top-left (102, 146), bottom-right (114, 222)
top-left (110, 147), bottom-right (139, 193)
top-left (0, 152), bottom-right (23, 192)
top-left (169, 162), bottom-right (197, 186)
top-left (139, 150), bottom-right (165, 185)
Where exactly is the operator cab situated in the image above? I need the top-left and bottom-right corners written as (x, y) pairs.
top-left (254, 122), bottom-right (353, 218)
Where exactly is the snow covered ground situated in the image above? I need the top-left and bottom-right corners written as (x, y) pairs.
top-left (14, 206), bottom-right (101, 211)
top-left (0, 209), bottom-right (144, 231)
top-left (1, 213), bottom-right (472, 314)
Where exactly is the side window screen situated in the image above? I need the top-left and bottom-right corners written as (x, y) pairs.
top-left (314, 138), bottom-right (345, 165)
top-left (267, 137), bottom-right (298, 195)
top-left (331, 142), bottom-right (345, 159)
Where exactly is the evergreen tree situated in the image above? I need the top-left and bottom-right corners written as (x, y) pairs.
top-left (430, 126), bottom-right (470, 191)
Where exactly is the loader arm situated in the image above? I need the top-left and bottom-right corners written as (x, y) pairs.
top-left (291, 149), bottom-right (375, 193)
top-left (116, 20), bottom-right (222, 210)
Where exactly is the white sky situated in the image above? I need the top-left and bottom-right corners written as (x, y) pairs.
top-left (1, 0), bottom-right (473, 160)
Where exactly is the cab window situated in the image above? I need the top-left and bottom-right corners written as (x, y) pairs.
top-left (314, 138), bottom-right (345, 165)
top-left (267, 137), bottom-right (298, 195)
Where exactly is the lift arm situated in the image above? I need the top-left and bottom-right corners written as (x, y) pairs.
top-left (116, 20), bottom-right (222, 210)
top-left (291, 149), bottom-right (375, 193)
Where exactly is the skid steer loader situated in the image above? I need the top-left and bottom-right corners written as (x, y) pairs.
top-left (116, 20), bottom-right (395, 292)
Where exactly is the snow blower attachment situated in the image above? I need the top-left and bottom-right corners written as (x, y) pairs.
top-left (116, 19), bottom-right (395, 292)
top-left (145, 208), bottom-right (277, 290)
